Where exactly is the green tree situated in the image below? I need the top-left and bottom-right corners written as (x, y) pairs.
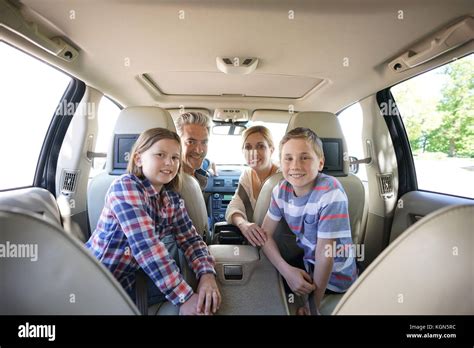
top-left (392, 74), bottom-right (443, 153)
top-left (428, 56), bottom-right (474, 157)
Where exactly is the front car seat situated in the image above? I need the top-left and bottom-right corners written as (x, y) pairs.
top-left (0, 207), bottom-right (139, 314)
top-left (333, 204), bottom-right (473, 314)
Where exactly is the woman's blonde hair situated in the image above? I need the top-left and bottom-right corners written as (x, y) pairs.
top-left (127, 127), bottom-right (182, 191)
top-left (241, 125), bottom-right (275, 150)
top-left (279, 127), bottom-right (325, 159)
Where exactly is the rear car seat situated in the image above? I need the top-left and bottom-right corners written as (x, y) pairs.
top-left (253, 111), bottom-right (368, 315)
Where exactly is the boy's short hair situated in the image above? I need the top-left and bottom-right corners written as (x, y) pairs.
top-left (175, 111), bottom-right (211, 137)
top-left (279, 127), bottom-right (325, 159)
top-left (241, 125), bottom-right (275, 150)
top-left (127, 127), bottom-right (182, 191)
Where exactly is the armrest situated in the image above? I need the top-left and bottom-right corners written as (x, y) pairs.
top-left (208, 245), bottom-right (289, 315)
top-left (212, 221), bottom-right (245, 245)
top-left (209, 244), bottom-right (259, 263)
top-left (209, 245), bottom-right (259, 281)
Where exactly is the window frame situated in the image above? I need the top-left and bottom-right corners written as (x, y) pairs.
top-left (35, 79), bottom-right (86, 194)
top-left (380, 54), bottom-right (474, 200)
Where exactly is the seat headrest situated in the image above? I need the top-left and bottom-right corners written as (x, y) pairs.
top-left (106, 106), bottom-right (175, 174)
top-left (286, 111), bottom-right (349, 176)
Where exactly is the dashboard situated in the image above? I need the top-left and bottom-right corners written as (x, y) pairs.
top-left (204, 165), bottom-right (243, 227)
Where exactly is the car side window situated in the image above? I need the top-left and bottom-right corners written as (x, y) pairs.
top-left (0, 42), bottom-right (71, 190)
top-left (89, 96), bottom-right (121, 178)
top-left (391, 54), bottom-right (473, 198)
top-left (338, 102), bottom-right (368, 181)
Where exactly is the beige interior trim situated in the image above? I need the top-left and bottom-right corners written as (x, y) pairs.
top-left (334, 204), bottom-right (474, 314)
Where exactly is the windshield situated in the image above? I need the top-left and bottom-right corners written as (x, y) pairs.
top-left (207, 121), bottom-right (287, 165)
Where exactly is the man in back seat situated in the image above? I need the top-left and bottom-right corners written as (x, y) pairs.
top-left (175, 112), bottom-right (212, 190)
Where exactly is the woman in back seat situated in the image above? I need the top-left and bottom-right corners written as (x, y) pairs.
top-left (85, 128), bottom-right (221, 315)
top-left (225, 125), bottom-right (279, 246)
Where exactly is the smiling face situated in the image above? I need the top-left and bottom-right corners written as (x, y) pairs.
top-left (180, 124), bottom-right (209, 175)
top-left (243, 132), bottom-right (274, 172)
top-left (281, 138), bottom-right (325, 197)
top-left (134, 138), bottom-right (181, 192)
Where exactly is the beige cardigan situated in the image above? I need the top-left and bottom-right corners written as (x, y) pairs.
top-left (225, 165), bottom-right (279, 224)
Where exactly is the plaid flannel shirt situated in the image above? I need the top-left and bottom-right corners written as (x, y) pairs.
top-left (85, 174), bottom-right (215, 306)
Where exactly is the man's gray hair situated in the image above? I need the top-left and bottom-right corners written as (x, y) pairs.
top-left (175, 111), bottom-right (211, 136)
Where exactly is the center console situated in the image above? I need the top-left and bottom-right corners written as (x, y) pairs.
top-left (208, 245), bottom-right (289, 315)
top-left (205, 166), bottom-right (242, 226)
top-left (210, 192), bottom-right (234, 223)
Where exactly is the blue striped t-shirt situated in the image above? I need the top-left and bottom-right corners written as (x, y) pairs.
top-left (267, 173), bottom-right (357, 292)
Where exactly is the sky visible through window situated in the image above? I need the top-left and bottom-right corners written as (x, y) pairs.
top-left (0, 43), bottom-right (71, 190)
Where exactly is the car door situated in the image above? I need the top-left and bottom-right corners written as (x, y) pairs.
top-left (380, 53), bottom-right (474, 242)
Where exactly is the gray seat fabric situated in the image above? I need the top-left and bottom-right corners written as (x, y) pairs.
top-left (253, 111), bottom-right (367, 315)
top-left (87, 171), bottom-right (115, 233)
top-left (333, 204), bottom-right (474, 314)
top-left (0, 187), bottom-right (61, 224)
top-left (0, 187), bottom-right (86, 242)
top-left (0, 207), bottom-right (139, 315)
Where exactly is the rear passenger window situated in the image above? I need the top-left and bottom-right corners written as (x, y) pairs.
top-left (338, 102), bottom-right (368, 181)
top-left (0, 42), bottom-right (71, 190)
top-left (89, 96), bottom-right (121, 178)
top-left (391, 54), bottom-right (474, 198)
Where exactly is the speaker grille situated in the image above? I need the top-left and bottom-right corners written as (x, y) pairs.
top-left (61, 170), bottom-right (79, 193)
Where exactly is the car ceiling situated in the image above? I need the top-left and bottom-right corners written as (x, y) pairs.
top-left (9, 0), bottom-right (474, 113)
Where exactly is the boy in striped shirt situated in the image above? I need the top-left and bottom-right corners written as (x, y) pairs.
top-left (261, 127), bottom-right (357, 315)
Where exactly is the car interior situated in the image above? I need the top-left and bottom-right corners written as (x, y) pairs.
top-left (0, 0), bottom-right (473, 316)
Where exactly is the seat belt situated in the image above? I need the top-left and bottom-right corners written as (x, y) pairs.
top-left (134, 233), bottom-right (181, 315)
top-left (237, 183), bottom-right (253, 222)
top-left (135, 269), bottom-right (148, 315)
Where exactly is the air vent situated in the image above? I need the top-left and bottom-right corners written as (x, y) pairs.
top-left (232, 179), bottom-right (239, 187)
top-left (243, 58), bottom-right (253, 65)
top-left (377, 173), bottom-right (394, 198)
top-left (223, 58), bottom-right (232, 64)
top-left (61, 170), bottom-right (79, 193)
top-left (214, 179), bottom-right (225, 187)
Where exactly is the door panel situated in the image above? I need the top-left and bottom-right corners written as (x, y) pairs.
top-left (384, 54), bottom-right (474, 245)
top-left (390, 191), bottom-right (473, 243)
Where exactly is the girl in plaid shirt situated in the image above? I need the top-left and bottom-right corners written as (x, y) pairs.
top-left (85, 128), bottom-right (220, 315)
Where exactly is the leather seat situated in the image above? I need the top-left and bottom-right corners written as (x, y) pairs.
top-left (253, 111), bottom-right (368, 315)
top-left (333, 204), bottom-right (473, 314)
top-left (0, 207), bottom-right (139, 315)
